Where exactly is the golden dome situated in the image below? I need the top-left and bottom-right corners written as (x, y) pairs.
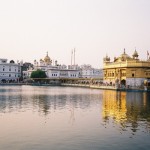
top-left (114, 49), bottom-right (131, 62)
top-left (44, 52), bottom-right (52, 64)
top-left (44, 52), bottom-right (50, 61)
top-left (120, 49), bottom-right (131, 60)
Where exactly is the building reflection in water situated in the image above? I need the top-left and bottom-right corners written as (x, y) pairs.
top-left (102, 90), bottom-right (150, 133)
top-left (0, 86), bottom-right (150, 134)
top-left (0, 86), bottom-right (100, 117)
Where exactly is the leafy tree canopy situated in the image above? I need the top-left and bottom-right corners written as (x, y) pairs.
top-left (31, 69), bottom-right (47, 78)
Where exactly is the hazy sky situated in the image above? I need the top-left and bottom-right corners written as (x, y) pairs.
top-left (0, 0), bottom-right (150, 68)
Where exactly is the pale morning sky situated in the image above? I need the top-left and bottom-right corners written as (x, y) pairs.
top-left (0, 0), bottom-right (150, 68)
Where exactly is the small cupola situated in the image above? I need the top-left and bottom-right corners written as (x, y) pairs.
top-left (10, 60), bottom-right (15, 63)
top-left (103, 54), bottom-right (110, 63)
top-left (132, 49), bottom-right (139, 59)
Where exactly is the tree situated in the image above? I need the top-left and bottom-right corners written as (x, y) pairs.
top-left (30, 69), bottom-right (47, 78)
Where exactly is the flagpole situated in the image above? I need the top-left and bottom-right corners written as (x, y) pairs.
top-left (147, 51), bottom-right (149, 60)
top-left (74, 48), bottom-right (75, 65)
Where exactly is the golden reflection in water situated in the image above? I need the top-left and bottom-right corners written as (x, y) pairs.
top-left (102, 90), bottom-right (127, 123)
top-left (102, 90), bottom-right (150, 133)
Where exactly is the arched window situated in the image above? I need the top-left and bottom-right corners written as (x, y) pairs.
top-left (132, 73), bottom-right (134, 77)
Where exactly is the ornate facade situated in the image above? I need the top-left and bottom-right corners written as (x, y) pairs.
top-left (103, 49), bottom-right (150, 88)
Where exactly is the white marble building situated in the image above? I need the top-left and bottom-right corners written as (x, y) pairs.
top-left (24, 53), bottom-right (102, 79)
top-left (24, 53), bottom-right (80, 79)
top-left (80, 64), bottom-right (103, 78)
top-left (0, 59), bottom-right (22, 82)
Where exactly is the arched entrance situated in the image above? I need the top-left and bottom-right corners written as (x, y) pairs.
top-left (1, 79), bottom-right (6, 83)
top-left (121, 79), bottom-right (126, 86)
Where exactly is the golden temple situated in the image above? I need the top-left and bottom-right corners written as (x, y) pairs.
top-left (103, 49), bottom-right (150, 89)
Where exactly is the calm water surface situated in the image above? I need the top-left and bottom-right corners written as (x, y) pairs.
top-left (0, 86), bottom-right (150, 150)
